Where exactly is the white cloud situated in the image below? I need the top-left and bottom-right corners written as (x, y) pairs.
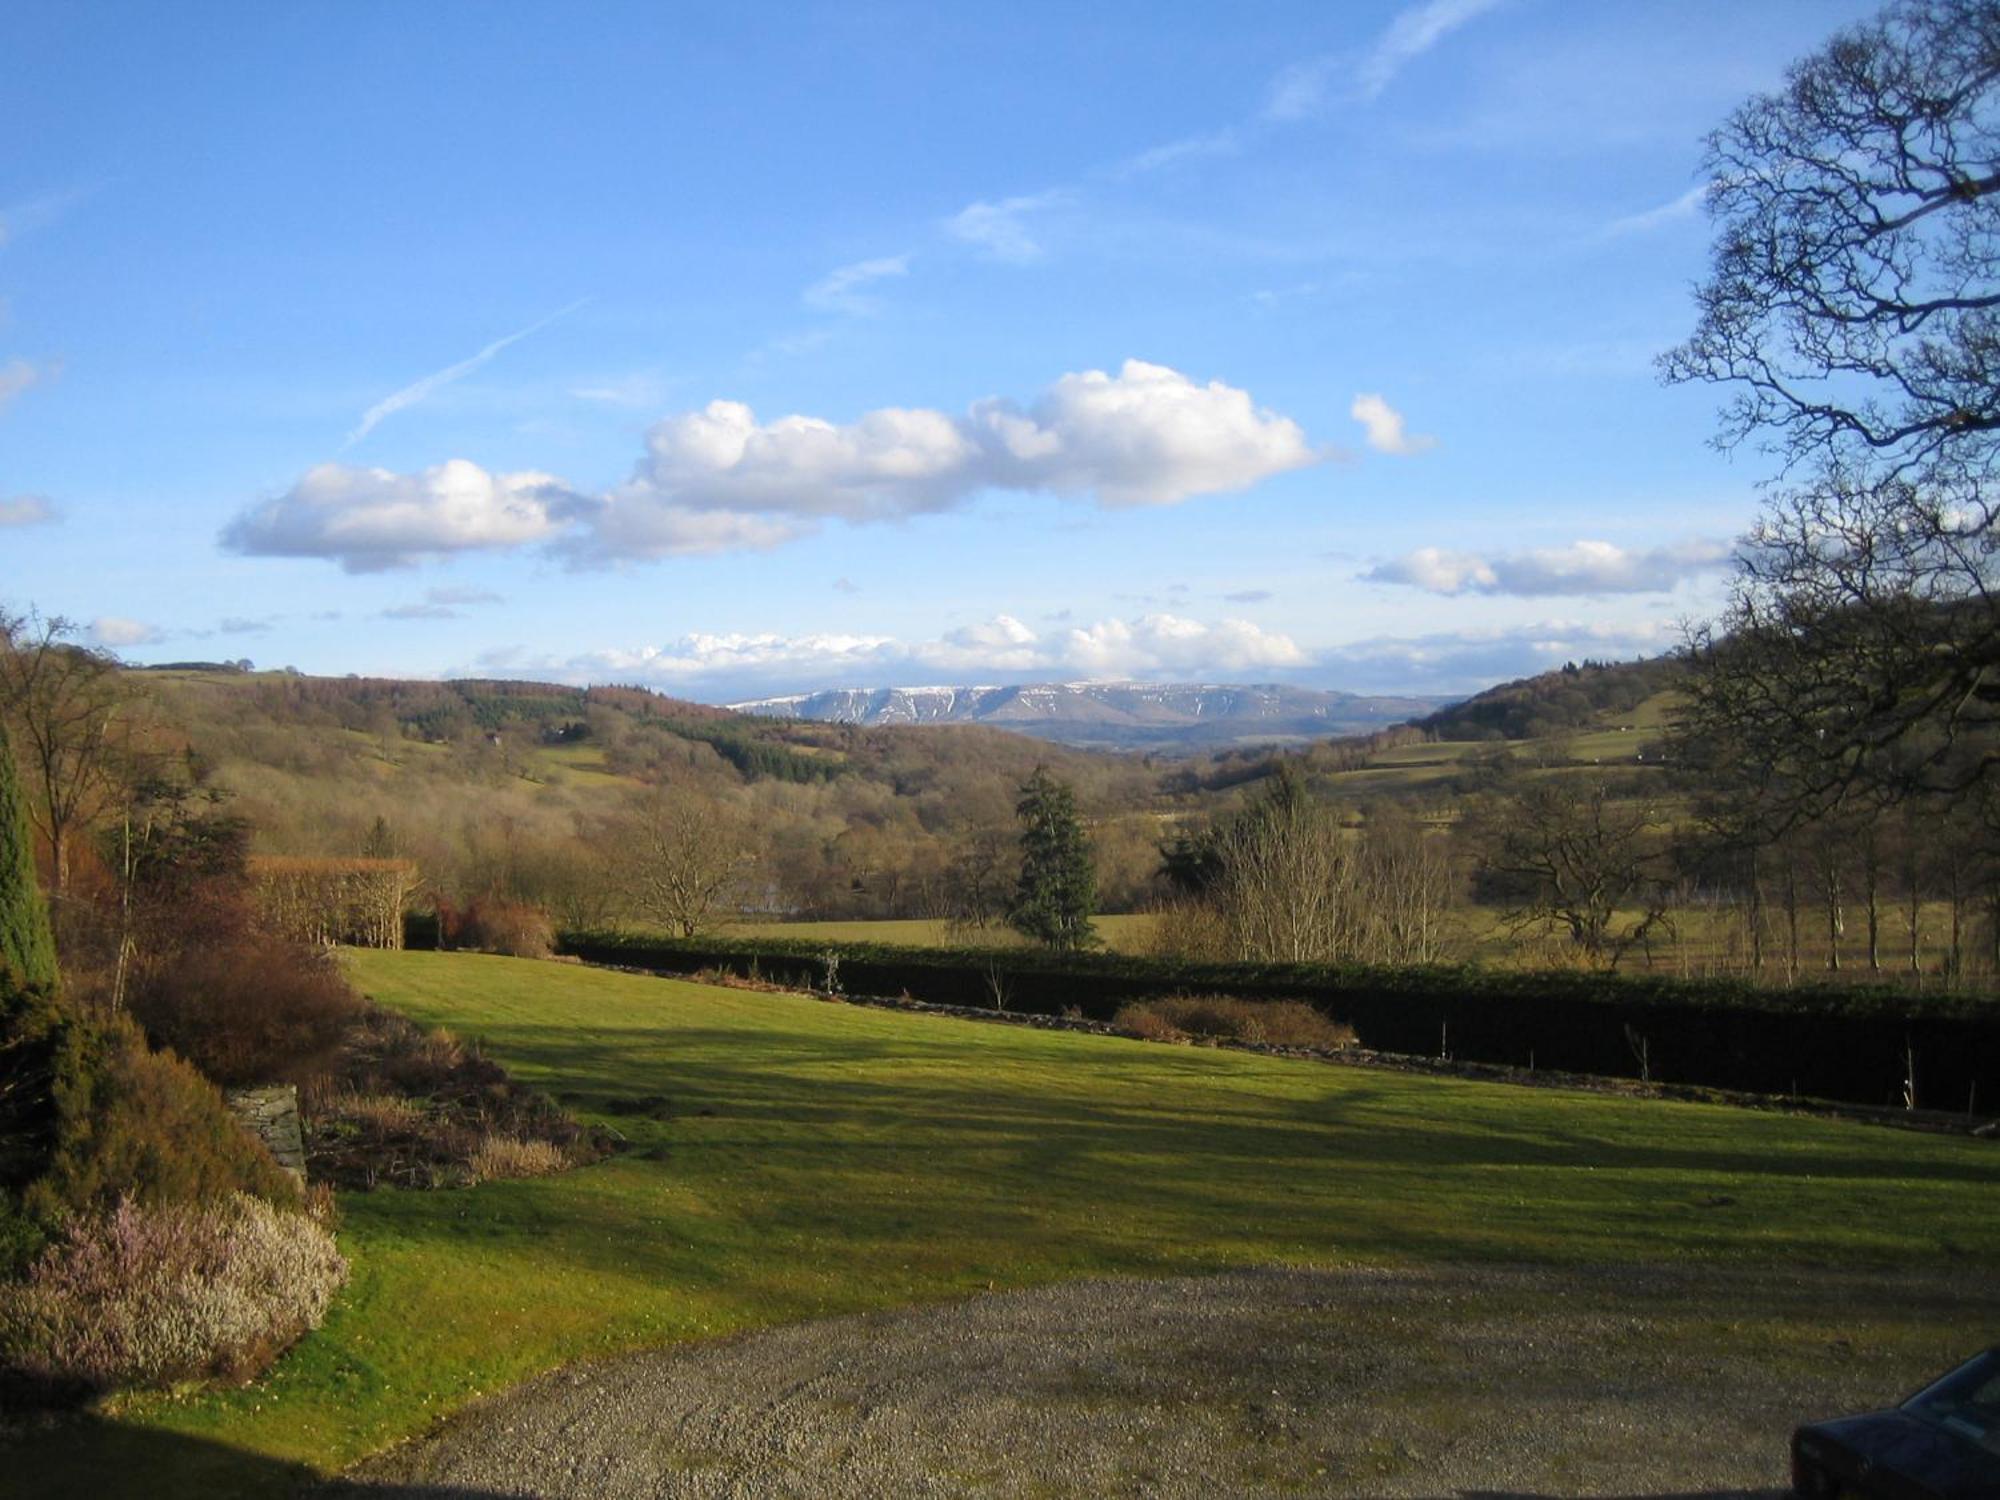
top-left (803, 254), bottom-right (911, 314)
top-left (1323, 619), bottom-right (1677, 694)
top-left (584, 358), bottom-right (1320, 561)
top-left (483, 612), bottom-right (1305, 697)
top-left (0, 358), bottom-right (48, 412)
top-left (344, 299), bottom-right (587, 449)
top-left (1365, 538), bottom-right (1735, 596)
top-left (230, 361), bottom-right (1321, 570)
top-left (0, 184), bottom-right (99, 250)
top-left (0, 494), bottom-right (55, 526)
top-left (222, 459), bottom-right (590, 572)
top-left (569, 371), bottom-right (675, 409)
top-left (90, 616), bottom-right (164, 648)
top-left (1350, 393), bottom-right (1435, 456)
top-left (945, 192), bottom-right (1067, 263)
top-left (1604, 181), bottom-right (1710, 237)
top-left (1268, 0), bottom-right (1505, 117)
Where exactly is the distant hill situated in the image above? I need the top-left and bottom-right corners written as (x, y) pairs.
top-left (1417, 656), bottom-right (1683, 742)
top-left (727, 682), bottom-right (1453, 752)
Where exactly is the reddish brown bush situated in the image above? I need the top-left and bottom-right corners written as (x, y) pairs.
top-left (449, 897), bottom-right (554, 959)
top-left (127, 939), bottom-right (365, 1087)
top-left (1114, 994), bottom-right (1355, 1050)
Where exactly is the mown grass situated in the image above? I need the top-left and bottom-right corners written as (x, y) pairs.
top-left (15, 949), bottom-right (1998, 1498)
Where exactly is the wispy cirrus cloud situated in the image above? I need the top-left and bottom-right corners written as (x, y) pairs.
top-left (344, 298), bottom-right (588, 450)
top-left (0, 357), bottom-right (55, 413)
top-left (1604, 181), bottom-right (1711, 237)
top-left (0, 494), bottom-right (55, 527)
top-left (803, 254), bottom-right (911, 314)
top-left (1268, 0), bottom-right (1506, 118)
top-left (0, 183), bottom-right (100, 250)
top-left (1364, 538), bottom-right (1734, 596)
top-left (945, 192), bottom-right (1069, 264)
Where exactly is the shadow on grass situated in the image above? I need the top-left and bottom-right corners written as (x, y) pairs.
top-left (1454, 1493), bottom-right (1787, 1499)
top-left (2, 1413), bottom-right (514, 1500)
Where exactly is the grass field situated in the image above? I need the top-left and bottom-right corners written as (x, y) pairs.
top-left (14, 950), bottom-right (1999, 1497)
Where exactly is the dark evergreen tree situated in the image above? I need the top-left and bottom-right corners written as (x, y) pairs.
top-left (1007, 768), bottom-right (1097, 951)
top-left (0, 724), bottom-right (58, 989)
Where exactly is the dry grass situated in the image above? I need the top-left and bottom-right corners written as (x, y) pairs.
top-left (466, 1135), bottom-right (568, 1184)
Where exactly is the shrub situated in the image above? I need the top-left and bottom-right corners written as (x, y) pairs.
top-left (127, 939), bottom-right (364, 1087)
top-left (467, 1135), bottom-right (567, 1183)
top-left (451, 897), bottom-right (554, 959)
top-left (0, 1192), bottom-right (346, 1401)
top-left (1115, 995), bottom-right (1356, 1050)
top-left (0, 980), bottom-right (297, 1236)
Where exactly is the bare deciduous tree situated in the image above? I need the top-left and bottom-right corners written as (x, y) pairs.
top-left (1473, 781), bottom-right (1671, 969)
top-left (616, 786), bottom-right (750, 938)
top-left (0, 608), bottom-right (145, 894)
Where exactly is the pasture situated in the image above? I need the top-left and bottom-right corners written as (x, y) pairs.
top-left (14, 949), bottom-right (1998, 1497)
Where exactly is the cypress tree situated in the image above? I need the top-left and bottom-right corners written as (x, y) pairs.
top-left (0, 723), bottom-right (58, 989)
top-left (1006, 767), bottom-right (1097, 952)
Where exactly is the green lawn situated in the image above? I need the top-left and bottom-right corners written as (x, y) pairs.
top-left (16, 949), bottom-right (1998, 1497)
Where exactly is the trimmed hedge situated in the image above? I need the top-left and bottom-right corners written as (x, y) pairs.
top-left (558, 931), bottom-right (2000, 1113)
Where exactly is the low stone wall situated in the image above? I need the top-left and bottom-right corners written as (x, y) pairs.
top-left (226, 1084), bottom-right (307, 1182)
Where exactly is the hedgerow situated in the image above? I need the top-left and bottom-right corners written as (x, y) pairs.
top-left (559, 931), bottom-right (2000, 1111)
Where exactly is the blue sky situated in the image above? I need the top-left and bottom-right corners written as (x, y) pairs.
top-left (0, 0), bottom-right (1878, 700)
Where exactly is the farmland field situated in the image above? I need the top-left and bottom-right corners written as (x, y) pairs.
top-left (13, 950), bottom-right (1998, 1498)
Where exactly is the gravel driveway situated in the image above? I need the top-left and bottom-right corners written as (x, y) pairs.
top-left (324, 1261), bottom-right (1996, 1498)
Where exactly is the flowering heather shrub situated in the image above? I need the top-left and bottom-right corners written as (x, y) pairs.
top-left (0, 1192), bottom-right (346, 1399)
top-left (467, 1134), bottom-right (567, 1183)
top-left (1114, 995), bottom-right (1356, 1050)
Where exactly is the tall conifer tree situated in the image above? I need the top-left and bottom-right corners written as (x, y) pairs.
top-left (1006, 767), bottom-right (1097, 952)
top-left (0, 724), bottom-right (58, 989)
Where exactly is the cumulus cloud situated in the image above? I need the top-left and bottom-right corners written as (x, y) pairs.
top-left (222, 459), bottom-right (590, 572)
top-left (803, 254), bottom-right (910, 314)
top-left (1365, 538), bottom-right (1734, 596)
top-left (1323, 619), bottom-right (1677, 695)
top-left (479, 612), bottom-right (1305, 698)
top-left (90, 616), bottom-right (164, 648)
top-left (0, 494), bottom-right (55, 526)
top-left (1350, 393), bottom-right (1435, 456)
top-left (228, 361), bottom-right (1321, 571)
top-left (1268, 0), bottom-right (1505, 117)
top-left (945, 192), bottom-right (1067, 263)
top-left (575, 359), bottom-right (1321, 563)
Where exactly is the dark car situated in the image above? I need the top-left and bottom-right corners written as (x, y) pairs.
top-left (1791, 1346), bottom-right (2000, 1499)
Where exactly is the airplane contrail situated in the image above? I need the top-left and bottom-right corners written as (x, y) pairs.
top-left (343, 297), bottom-right (590, 450)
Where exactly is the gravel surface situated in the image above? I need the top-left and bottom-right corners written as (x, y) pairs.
top-left (323, 1262), bottom-right (1996, 1499)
